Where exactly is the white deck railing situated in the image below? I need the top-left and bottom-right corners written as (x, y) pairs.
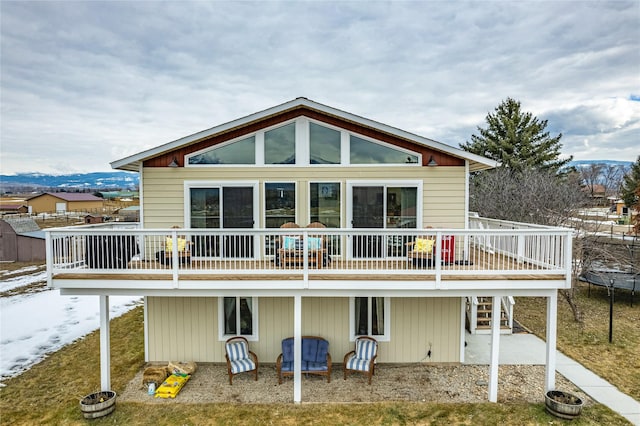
top-left (46, 219), bottom-right (573, 285)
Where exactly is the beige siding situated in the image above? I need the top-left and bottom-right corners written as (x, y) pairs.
top-left (385, 297), bottom-right (461, 363)
top-left (146, 296), bottom-right (461, 364)
top-left (142, 166), bottom-right (466, 228)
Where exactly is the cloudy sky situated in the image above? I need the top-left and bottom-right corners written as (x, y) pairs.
top-left (1, 1), bottom-right (638, 175)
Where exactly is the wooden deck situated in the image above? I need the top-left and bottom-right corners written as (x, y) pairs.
top-left (52, 257), bottom-right (566, 282)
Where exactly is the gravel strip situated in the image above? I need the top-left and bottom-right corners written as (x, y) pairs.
top-left (119, 363), bottom-right (591, 405)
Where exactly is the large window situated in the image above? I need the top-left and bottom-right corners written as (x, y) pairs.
top-left (187, 136), bottom-right (255, 165)
top-left (351, 297), bottom-right (389, 341)
top-left (350, 135), bottom-right (418, 164)
top-left (184, 118), bottom-right (421, 167)
top-left (310, 122), bottom-right (341, 164)
top-left (219, 297), bottom-right (257, 340)
top-left (265, 123), bottom-right (296, 164)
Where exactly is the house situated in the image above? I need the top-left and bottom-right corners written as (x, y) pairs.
top-left (0, 217), bottom-right (46, 261)
top-left (116, 205), bottom-right (140, 222)
top-left (27, 192), bottom-right (103, 214)
top-left (0, 203), bottom-right (29, 215)
top-left (84, 214), bottom-right (105, 224)
top-left (46, 98), bottom-right (572, 403)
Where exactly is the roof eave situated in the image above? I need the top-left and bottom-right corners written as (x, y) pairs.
top-left (111, 97), bottom-right (498, 172)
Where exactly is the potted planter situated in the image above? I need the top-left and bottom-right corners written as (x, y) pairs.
top-left (545, 390), bottom-right (583, 419)
top-left (79, 390), bottom-right (116, 419)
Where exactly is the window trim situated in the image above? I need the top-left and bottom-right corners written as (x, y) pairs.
top-left (218, 296), bottom-right (259, 341)
top-left (349, 296), bottom-right (390, 341)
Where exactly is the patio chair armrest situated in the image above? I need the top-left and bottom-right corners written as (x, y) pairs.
top-left (343, 350), bottom-right (355, 364)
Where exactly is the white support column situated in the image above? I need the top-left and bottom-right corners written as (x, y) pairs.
top-left (545, 291), bottom-right (558, 391)
top-left (293, 295), bottom-right (302, 404)
top-left (99, 295), bottom-right (111, 391)
top-left (459, 297), bottom-right (466, 363)
top-left (488, 295), bottom-right (501, 402)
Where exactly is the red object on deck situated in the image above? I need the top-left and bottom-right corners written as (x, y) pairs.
top-left (441, 235), bottom-right (455, 264)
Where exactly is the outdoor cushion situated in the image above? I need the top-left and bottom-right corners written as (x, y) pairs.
top-left (414, 238), bottom-right (434, 253)
top-left (165, 236), bottom-right (188, 252)
top-left (283, 236), bottom-right (299, 250)
top-left (226, 340), bottom-right (249, 361)
top-left (346, 356), bottom-right (372, 372)
top-left (355, 338), bottom-right (377, 360)
top-left (281, 337), bottom-right (329, 363)
top-left (307, 237), bottom-right (322, 250)
top-left (229, 358), bottom-right (256, 374)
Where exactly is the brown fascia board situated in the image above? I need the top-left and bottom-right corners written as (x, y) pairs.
top-left (142, 106), bottom-right (464, 168)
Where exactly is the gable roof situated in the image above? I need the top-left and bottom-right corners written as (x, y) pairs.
top-left (28, 192), bottom-right (103, 202)
top-left (111, 97), bottom-right (498, 173)
top-left (2, 217), bottom-right (45, 239)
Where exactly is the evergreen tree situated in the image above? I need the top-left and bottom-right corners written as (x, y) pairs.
top-left (621, 156), bottom-right (640, 210)
top-left (461, 98), bottom-right (571, 173)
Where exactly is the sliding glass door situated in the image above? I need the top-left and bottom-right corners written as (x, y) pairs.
top-left (190, 185), bottom-right (255, 258)
top-left (350, 183), bottom-right (418, 258)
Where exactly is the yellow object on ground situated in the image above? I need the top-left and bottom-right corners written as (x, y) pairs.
top-left (154, 374), bottom-right (190, 399)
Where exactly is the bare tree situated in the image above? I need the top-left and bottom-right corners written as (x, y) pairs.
top-left (470, 168), bottom-right (595, 322)
top-left (470, 168), bottom-right (587, 226)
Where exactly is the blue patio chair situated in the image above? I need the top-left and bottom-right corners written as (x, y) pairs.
top-left (225, 336), bottom-right (259, 385)
top-left (343, 336), bottom-right (378, 385)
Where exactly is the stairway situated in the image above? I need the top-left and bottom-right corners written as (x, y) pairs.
top-left (466, 296), bottom-right (513, 334)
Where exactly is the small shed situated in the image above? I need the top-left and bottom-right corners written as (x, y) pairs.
top-left (0, 217), bottom-right (46, 262)
top-left (0, 204), bottom-right (29, 215)
top-left (118, 206), bottom-right (140, 222)
top-left (84, 214), bottom-right (104, 224)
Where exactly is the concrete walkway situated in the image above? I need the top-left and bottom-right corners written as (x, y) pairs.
top-left (464, 332), bottom-right (640, 425)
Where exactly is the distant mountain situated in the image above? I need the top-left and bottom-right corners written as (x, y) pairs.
top-left (568, 160), bottom-right (633, 169)
top-left (0, 172), bottom-right (139, 193)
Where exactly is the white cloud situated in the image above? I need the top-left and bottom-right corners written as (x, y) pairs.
top-left (1, 1), bottom-right (638, 174)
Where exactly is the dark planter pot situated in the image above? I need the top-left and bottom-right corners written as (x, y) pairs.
top-left (545, 390), bottom-right (583, 420)
top-left (79, 391), bottom-right (116, 419)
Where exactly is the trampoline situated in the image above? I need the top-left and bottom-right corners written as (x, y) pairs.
top-left (579, 269), bottom-right (638, 305)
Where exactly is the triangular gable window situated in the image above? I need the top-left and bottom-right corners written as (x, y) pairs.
top-left (188, 136), bottom-right (255, 165)
top-left (350, 135), bottom-right (418, 164)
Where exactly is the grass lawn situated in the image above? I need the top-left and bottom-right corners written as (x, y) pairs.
top-left (516, 280), bottom-right (640, 401)
top-left (0, 303), bottom-right (632, 425)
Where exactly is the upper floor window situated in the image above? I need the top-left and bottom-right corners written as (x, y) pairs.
top-left (184, 118), bottom-right (421, 167)
top-left (309, 122), bottom-right (341, 164)
top-left (350, 135), bottom-right (418, 164)
top-left (265, 123), bottom-right (296, 164)
top-left (310, 182), bottom-right (340, 227)
top-left (188, 136), bottom-right (255, 165)
top-left (265, 182), bottom-right (296, 228)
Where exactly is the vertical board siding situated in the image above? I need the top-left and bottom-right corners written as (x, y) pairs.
top-left (385, 297), bottom-right (461, 363)
top-left (147, 296), bottom-right (461, 364)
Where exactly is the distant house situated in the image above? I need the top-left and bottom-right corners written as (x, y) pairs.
top-left (117, 205), bottom-right (140, 222)
top-left (84, 214), bottom-right (104, 224)
top-left (27, 192), bottom-right (103, 214)
top-left (0, 217), bottom-right (46, 261)
top-left (0, 204), bottom-right (28, 215)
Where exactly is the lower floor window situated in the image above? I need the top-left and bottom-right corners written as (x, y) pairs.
top-left (351, 296), bottom-right (390, 341)
top-left (219, 297), bottom-right (258, 340)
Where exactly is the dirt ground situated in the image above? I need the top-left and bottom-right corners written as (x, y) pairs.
top-left (119, 362), bottom-right (591, 405)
